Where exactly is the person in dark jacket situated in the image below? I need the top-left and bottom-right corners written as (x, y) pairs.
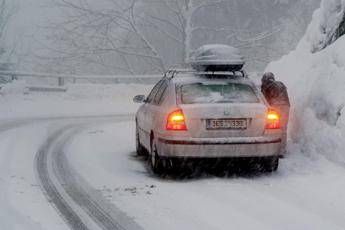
top-left (261, 72), bottom-right (290, 155)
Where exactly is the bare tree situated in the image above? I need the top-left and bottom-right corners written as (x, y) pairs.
top-left (0, 0), bottom-right (10, 40)
top-left (41, 0), bottom-right (319, 74)
top-left (0, 0), bottom-right (14, 72)
top-left (42, 0), bottom-right (229, 74)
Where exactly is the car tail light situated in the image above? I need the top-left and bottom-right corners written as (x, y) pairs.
top-left (266, 109), bottom-right (280, 129)
top-left (166, 109), bottom-right (187, 131)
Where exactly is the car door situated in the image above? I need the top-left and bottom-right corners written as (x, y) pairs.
top-left (150, 79), bottom-right (170, 135)
top-left (139, 79), bottom-right (164, 148)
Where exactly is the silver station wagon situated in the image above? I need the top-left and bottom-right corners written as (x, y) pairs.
top-left (134, 70), bottom-right (283, 175)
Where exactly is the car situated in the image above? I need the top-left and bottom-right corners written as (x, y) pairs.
top-left (133, 69), bottom-right (283, 175)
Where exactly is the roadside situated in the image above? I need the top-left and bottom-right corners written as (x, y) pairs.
top-left (0, 82), bottom-right (150, 120)
top-left (0, 122), bottom-right (70, 230)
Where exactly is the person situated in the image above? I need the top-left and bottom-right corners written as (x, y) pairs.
top-left (261, 72), bottom-right (290, 155)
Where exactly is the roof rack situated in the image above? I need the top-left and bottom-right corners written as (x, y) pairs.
top-left (164, 68), bottom-right (248, 79)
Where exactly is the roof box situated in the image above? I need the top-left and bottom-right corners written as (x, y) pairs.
top-left (189, 44), bottom-right (245, 72)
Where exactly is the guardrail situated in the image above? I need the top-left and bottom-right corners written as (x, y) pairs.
top-left (0, 71), bottom-right (162, 86)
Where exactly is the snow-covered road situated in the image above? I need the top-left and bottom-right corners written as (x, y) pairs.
top-left (66, 120), bottom-right (345, 230)
top-left (35, 115), bottom-right (143, 230)
top-left (2, 0), bottom-right (345, 228)
top-left (2, 115), bottom-right (344, 230)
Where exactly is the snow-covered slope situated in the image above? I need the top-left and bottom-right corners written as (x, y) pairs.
top-left (267, 0), bottom-right (345, 163)
top-left (305, 0), bottom-right (345, 52)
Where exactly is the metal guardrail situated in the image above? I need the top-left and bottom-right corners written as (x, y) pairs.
top-left (0, 71), bottom-right (162, 86)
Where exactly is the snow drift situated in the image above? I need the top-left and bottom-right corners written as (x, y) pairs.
top-left (267, 0), bottom-right (345, 163)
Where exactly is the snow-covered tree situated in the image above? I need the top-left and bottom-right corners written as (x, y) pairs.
top-left (0, 0), bottom-right (12, 71)
top-left (335, 13), bottom-right (345, 39)
top-left (41, 0), bottom-right (320, 74)
top-left (43, 0), bottom-right (228, 74)
top-left (0, 0), bottom-right (15, 83)
top-left (305, 0), bottom-right (345, 52)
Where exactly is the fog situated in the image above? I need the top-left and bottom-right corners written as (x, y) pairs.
top-left (5, 0), bottom-right (61, 71)
top-left (4, 0), bottom-right (320, 75)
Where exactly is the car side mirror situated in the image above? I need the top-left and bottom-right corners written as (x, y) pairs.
top-left (133, 95), bottom-right (146, 103)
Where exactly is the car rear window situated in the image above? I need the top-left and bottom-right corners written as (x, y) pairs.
top-left (179, 83), bottom-right (259, 104)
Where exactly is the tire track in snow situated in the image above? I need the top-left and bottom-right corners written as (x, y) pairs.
top-left (35, 116), bottom-right (144, 230)
top-left (36, 126), bottom-right (89, 230)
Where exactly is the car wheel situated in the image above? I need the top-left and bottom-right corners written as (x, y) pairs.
top-left (135, 124), bottom-right (146, 156)
top-left (262, 156), bottom-right (279, 172)
top-left (150, 143), bottom-right (164, 175)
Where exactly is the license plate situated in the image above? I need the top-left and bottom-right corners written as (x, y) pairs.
top-left (206, 119), bottom-right (247, 130)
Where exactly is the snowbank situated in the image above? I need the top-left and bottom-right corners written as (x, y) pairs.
top-left (267, 0), bottom-right (345, 163)
top-left (0, 82), bottom-right (152, 119)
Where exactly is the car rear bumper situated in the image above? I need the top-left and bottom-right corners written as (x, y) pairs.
top-left (157, 136), bottom-right (282, 158)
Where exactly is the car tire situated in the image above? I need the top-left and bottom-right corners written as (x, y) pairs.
top-left (150, 143), bottom-right (165, 175)
top-left (135, 124), bottom-right (146, 156)
top-left (262, 156), bottom-right (279, 172)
